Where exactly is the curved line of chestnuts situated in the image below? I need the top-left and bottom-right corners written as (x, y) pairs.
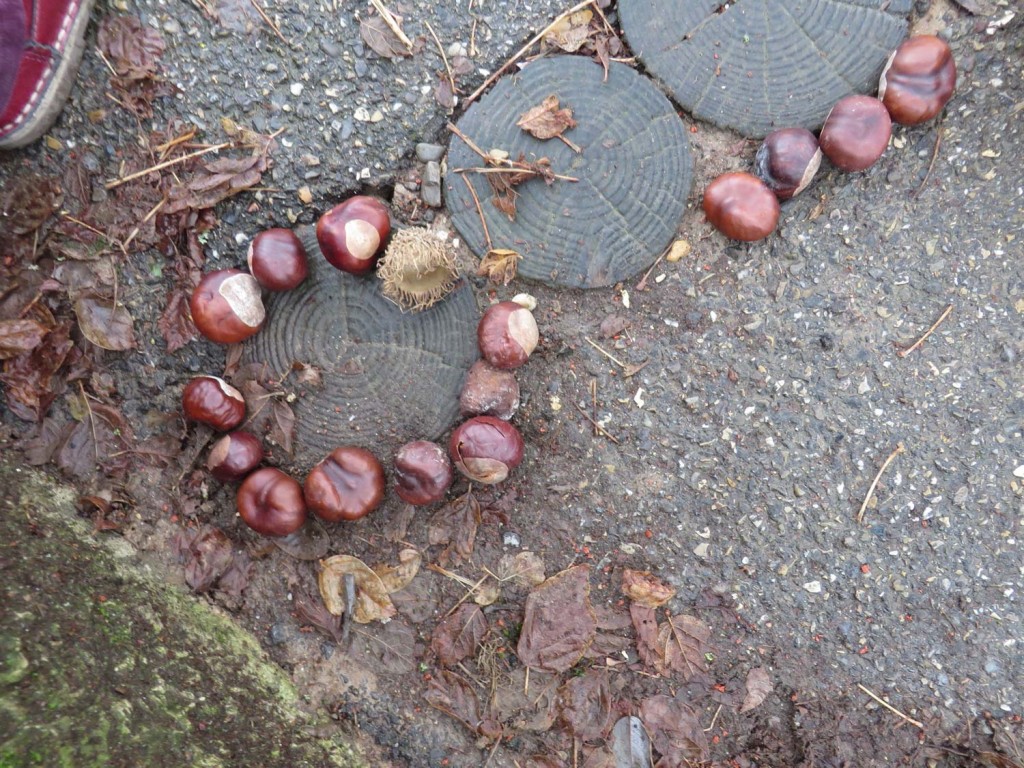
top-left (184, 194), bottom-right (541, 544)
top-left (703, 35), bottom-right (955, 242)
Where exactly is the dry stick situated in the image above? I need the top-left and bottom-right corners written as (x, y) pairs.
top-left (913, 122), bottom-right (943, 198)
top-left (635, 247), bottom-right (668, 291)
top-left (585, 336), bottom-right (626, 368)
top-left (121, 196), bottom-right (167, 253)
top-left (105, 142), bottom-right (230, 189)
top-left (459, 172), bottom-right (492, 250)
top-left (95, 49), bottom-right (118, 78)
top-left (590, 0), bottom-right (615, 34)
top-left (78, 381), bottom-right (100, 465)
top-left (370, 0), bottom-right (413, 50)
top-left (856, 443), bottom-right (905, 524)
top-left (463, 0), bottom-right (594, 107)
top-left (896, 304), bottom-right (953, 358)
top-left (590, 378), bottom-right (598, 437)
top-left (857, 684), bottom-right (925, 730)
top-left (452, 165), bottom-right (579, 183)
top-left (424, 20), bottom-right (456, 100)
top-left (61, 214), bottom-right (118, 245)
top-left (249, 0), bottom-right (289, 46)
top-left (574, 403), bottom-right (620, 443)
top-left (154, 128), bottom-right (197, 157)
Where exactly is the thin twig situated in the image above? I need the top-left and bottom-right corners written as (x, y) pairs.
top-left (104, 142), bottom-right (231, 189)
top-left (590, 0), bottom-right (615, 34)
top-left (447, 121), bottom-right (490, 161)
top-left (78, 382), bottom-right (99, 465)
top-left (857, 684), bottom-right (925, 729)
top-left (121, 196), bottom-right (167, 253)
top-left (856, 443), bottom-right (905, 524)
top-left (95, 49), bottom-right (118, 77)
top-left (704, 704), bottom-right (723, 733)
top-left (463, 0), bottom-right (594, 107)
top-left (249, 0), bottom-right (290, 46)
top-left (369, 0), bottom-right (413, 49)
top-left (590, 379), bottom-right (598, 437)
top-left (585, 336), bottom-right (626, 368)
top-left (154, 128), bottom-right (198, 157)
top-left (635, 247), bottom-right (668, 291)
top-left (459, 172), bottom-right (492, 250)
top-left (424, 20), bottom-right (456, 99)
top-left (574, 403), bottom-right (619, 443)
top-left (452, 165), bottom-right (579, 183)
top-left (896, 304), bottom-right (952, 358)
top-left (61, 214), bottom-right (118, 245)
top-left (913, 123), bottom-right (943, 198)
top-left (558, 134), bottom-right (583, 153)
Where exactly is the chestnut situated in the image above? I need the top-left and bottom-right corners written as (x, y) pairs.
top-left (247, 228), bottom-right (308, 291)
top-left (818, 95), bottom-right (892, 172)
top-left (478, 301), bottom-right (539, 370)
top-left (702, 172), bottom-right (780, 242)
top-left (190, 268), bottom-right (265, 344)
top-left (754, 128), bottom-right (822, 200)
top-left (304, 446), bottom-right (386, 522)
top-left (878, 35), bottom-right (956, 125)
top-left (237, 467), bottom-right (307, 537)
top-left (207, 431), bottom-right (264, 481)
top-left (182, 375), bottom-right (246, 431)
top-left (460, 360), bottom-right (520, 421)
top-left (393, 440), bottom-right (453, 506)
top-left (449, 416), bottom-right (524, 485)
top-left (316, 196), bottom-right (392, 275)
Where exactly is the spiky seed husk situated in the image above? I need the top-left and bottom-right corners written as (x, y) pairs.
top-left (377, 228), bottom-right (460, 312)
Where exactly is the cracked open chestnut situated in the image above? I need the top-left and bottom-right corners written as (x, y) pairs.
top-left (702, 172), bottom-right (780, 242)
top-left (316, 196), bottom-right (392, 275)
top-left (304, 446), bottom-right (386, 522)
top-left (449, 416), bottom-right (524, 485)
top-left (190, 268), bottom-right (266, 344)
top-left (878, 35), bottom-right (956, 125)
top-left (754, 128), bottom-right (822, 200)
top-left (460, 360), bottom-right (520, 421)
top-left (182, 375), bottom-right (246, 431)
top-left (247, 228), bottom-right (308, 291)
top-left (818, 95), bottom-right (892, 172)
top-left (207, 431), bottom-right (263, 481)
top-left (237, 467), bottom-right (307, 537)
top-left (393, 440), bottom-right (453, 506)
top-left (478, 301), bottom-right (539, 370)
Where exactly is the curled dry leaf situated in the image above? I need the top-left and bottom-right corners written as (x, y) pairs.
top-left (319, 554), bottom-right (397, 624)
top-left (517, 95), bottom-right (577, 141)
top-left (0, 319), bottom-right (50, 360)
top-left (621, 569), bottom-right (676, 608)
top-left (373, 547), bottom-right (422, 593)
top-left (739, 666), bottom-right (773, 713)
top-left (638, 695), bottom-right (709, 767)
top-left (497, 550), bottom-right (546, 588)
top-left (544, 9), bottom-right (593, 52)
top-left (517, 564), bottom-right (597, 673)
top-left (477, 248), bottom-right (521, 286)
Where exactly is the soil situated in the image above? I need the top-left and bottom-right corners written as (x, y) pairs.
top-left (1, 0), bottom-right (1022, 766)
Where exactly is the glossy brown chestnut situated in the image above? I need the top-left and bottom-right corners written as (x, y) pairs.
top-left (247, 228), bottom-right (308, 291)
top-left (182, 375), bottom-right (246, 431)
top-left (818, 95), bottom-right (892, 172)
top-left (478, 301), bottom-right (539, 370)
top-left (316, 196), bottom-right (392, 275)
top-left (460, 360), bottom-right (520, 421)
top-left (237, 467), bottom-right (307, 537)
top-left (449, 416), bottom-right (524, 485)
top-left (702, 172), bottom-right (780, 242)
top-left (754, 128), bottom-right (822, 200)
top-left (304, 446), bottom-right (386, 522)
top-left (878, 35), bottom-right (956, 125)
top-left (207, 431), bottom-right (264, 481)
top-left (393, 440), bottom-right (453, 506)
top-left (190, 268), bottom-right (265, 344)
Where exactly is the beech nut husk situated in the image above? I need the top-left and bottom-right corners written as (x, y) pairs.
top-left (818, 95), bottom-right (892, 172)
top-left (478, 301), bottom-right (539, 370)
top-left (190, 268), bottom-right (265, 344)
top-left (304, 446), bottom-right (386, 522)
top-left (393, 440), bottom-right (453, 506)
top-left (702, 172), bottom-right (780, 242)
top-left (449, 416), bottom-right (524, 485)
top-left (878, 35), bottom-right (956, 125)
top-left (754, 128), bottom-right (822, 200)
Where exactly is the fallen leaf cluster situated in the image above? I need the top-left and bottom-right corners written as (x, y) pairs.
top-left (97, 15), bottom-right (170, 117)
top-left (542, 3), bottom-right (625, 81)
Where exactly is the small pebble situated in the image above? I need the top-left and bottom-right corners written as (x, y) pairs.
top-left (416, 142), bottom-right (445, 163)
top-left (503, 531), bottom-right (521, 548)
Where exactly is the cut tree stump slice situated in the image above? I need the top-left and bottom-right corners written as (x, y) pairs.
top-left (242, 227), bottom-right (479, 472)
top-left (445, 56), bottom-right (692, 289)
top-left (619, 0), bottom-right (911, 138)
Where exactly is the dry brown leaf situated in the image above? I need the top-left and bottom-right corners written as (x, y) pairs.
top-left (655, 613), bottom-right (711, 680)
top-left (517, 565), bottom-right (596, 673)
top-left (497, 550), bottom-right (546, 588)
top-left (544, 10), bottom-right (593, 52)
top-left (560, 669), bottom-right (612, 742)
top-left (319, 554), bottom-right (397, 623)
top-left (621, 569), bottom-right (676, 608)
top-left (0, 319), bottom-right (50, 360)
top-left (430, 603), bottom-right (488, 666)
top-left (477, 248), bottom-right (521, 286)
top-left (73, 294), bottom-right (137, 351)
top-left (739, 667), bottom-right (772, 713)
top-left (359, 15), bottom-right (411, 59)
top-left (517, 94), bottom-right (577, 141)
top-left (424, 669), bottom-right (484, 734)
top-left (639, 695), bottom-right (709, 767)
top-left (374, 548), bottom-right (422, 593)
top-left (428, 492), bottom-right (480, 564)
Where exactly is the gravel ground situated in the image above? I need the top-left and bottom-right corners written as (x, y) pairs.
top-left (1, 0), bottom-right (1021, 765)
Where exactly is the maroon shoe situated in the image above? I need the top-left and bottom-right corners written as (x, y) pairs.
top-left (0, 0), bottom-right (96, 149)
